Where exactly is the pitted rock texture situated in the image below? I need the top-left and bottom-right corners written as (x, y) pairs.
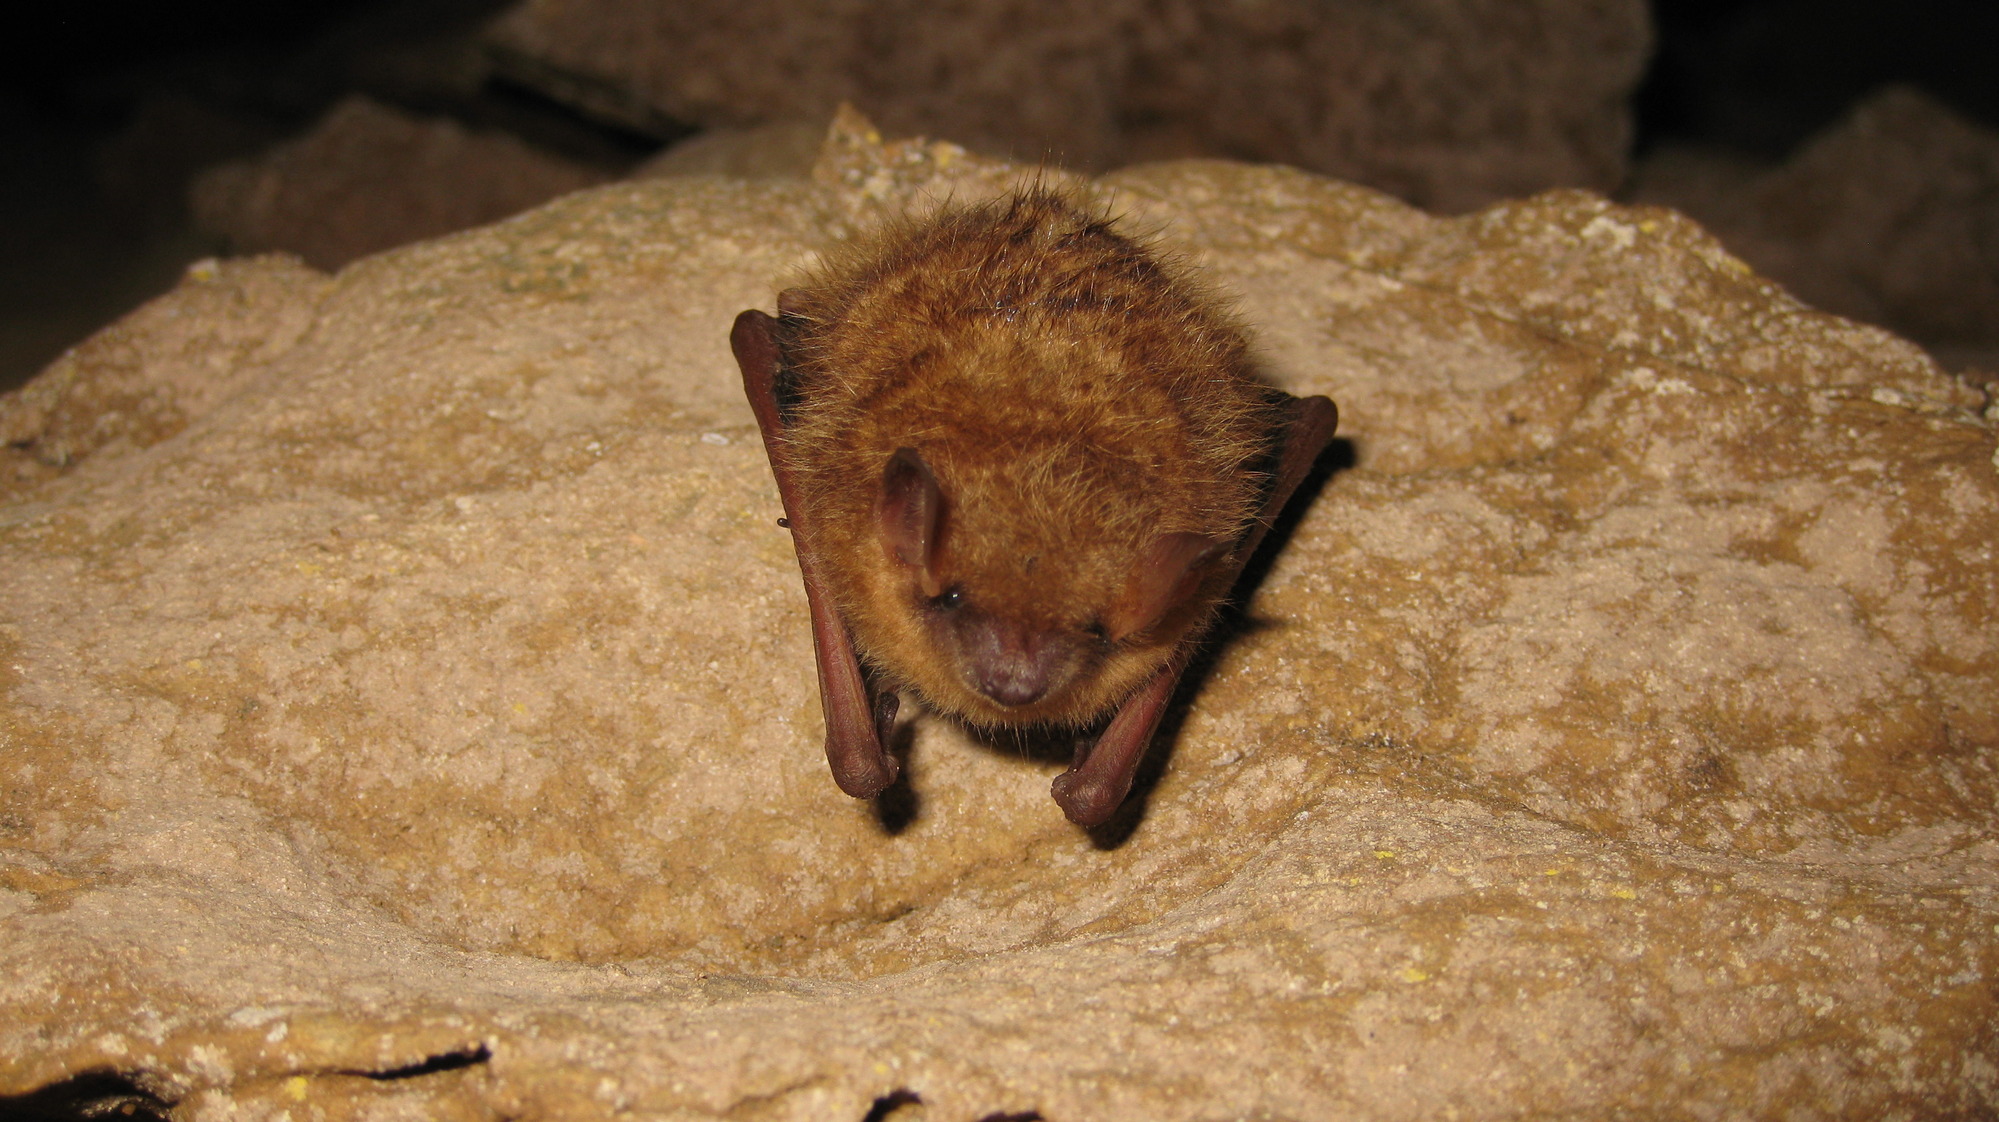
top-left (1, 121), bottom-right (1995, 1120)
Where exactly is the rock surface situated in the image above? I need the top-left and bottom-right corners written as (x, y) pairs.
top-left (2, 119), bottom-right (1996, 1120)
top-left (484, 0), bottom-right (1649, 213)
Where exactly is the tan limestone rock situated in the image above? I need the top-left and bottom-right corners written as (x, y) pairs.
top-left (1, 117), bottom-right (1994, 1119)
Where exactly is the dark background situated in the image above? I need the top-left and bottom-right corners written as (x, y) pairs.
top-left (1, 0), bottom-right (1994, 393)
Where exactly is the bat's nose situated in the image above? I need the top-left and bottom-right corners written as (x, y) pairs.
top-left (978, 665), bottom-right (1050, 707)
top-left (963, 615), bottom-right (1062, 707)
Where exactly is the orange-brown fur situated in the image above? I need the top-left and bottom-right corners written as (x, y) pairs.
top-left (779, 189), bottom-right (1278, 728)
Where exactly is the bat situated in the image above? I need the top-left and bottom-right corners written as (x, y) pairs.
top-left (731, 188), bottom-right (1337, 827)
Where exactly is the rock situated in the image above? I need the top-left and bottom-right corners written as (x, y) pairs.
top-left (631, 119), bottom-right (828, 181)
top-left (485, 0), bottom-right (1650, 212)
top-left (189, 95), bottom-right (614, 271)
top-left (1629, 86), bottom-right (1999, 374)
top-left (1, 116), bottom-right (1995, 1119)
top-left (94, 92), bottom-right (287, 230)
top-left (0, 254), bottom-right (328, 497)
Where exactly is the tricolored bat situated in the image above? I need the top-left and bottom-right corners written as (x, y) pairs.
top-left (731, 188), bottom-right (1337, 827)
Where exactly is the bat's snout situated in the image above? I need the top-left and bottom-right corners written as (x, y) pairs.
top-left (960, 615), bottom-right (1070, 708)
top-left (979, 667), bottom-right (1052, 707)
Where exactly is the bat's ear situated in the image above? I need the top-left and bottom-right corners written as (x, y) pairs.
top-left (1105, 532), bottom-right (1228, 642)
top-left (877, 448), bottom-right (945, 594)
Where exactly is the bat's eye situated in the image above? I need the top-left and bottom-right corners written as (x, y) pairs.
top-left (1084, 620), bottom-right (1111, 643)
top-left (929, 586), bottom-right (966, 611)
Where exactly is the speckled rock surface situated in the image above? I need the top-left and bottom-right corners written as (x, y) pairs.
top-left (2, 120), bottom-right (1995, 1120)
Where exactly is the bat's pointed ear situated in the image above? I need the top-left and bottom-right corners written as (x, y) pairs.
top-left (1105, 532), bottom-right (1228, 642)
top-left (877, 447), bottom-right (945, 593)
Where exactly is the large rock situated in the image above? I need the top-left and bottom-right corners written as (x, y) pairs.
top-left (1629, 86), bottom-right (1999, 373)
top-left (190, 95), bottom-right (613, 271)
top-left (2, 118), bottom-right (1995, 1119)
top-left (483, 0), bottom-right (1650, 213)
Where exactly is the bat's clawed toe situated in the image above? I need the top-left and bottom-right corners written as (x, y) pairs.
top-left (871, 690), bottom-right (900, 753)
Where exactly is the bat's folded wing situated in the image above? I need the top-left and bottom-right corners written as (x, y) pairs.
top-left (731, 309), bottom-right (900, 799)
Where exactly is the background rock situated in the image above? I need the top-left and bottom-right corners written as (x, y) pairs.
top-left (630, 120), bottom-right (829, 182)
top-left (1, 122), bottom-right (1995, 1119)
top-left (189, 94), bottom-right (614, 271)
top-left (11, 0), bottom-right (1998, 403)
top-left (484, 0), bottom-right (1651, 213)
top-left (1631, 86), bottom-right (1999, 374)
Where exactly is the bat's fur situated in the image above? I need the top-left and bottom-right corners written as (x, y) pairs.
top-left (775, 188), bottom-right (1283, 730)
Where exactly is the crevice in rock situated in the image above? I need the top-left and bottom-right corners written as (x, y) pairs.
top-left (860, 1087), bottom-right (922, 1121)
top-left (348, 1043), bottom-right (492, 1080)
top-left (0, 1070), bottom-right (174, 1122)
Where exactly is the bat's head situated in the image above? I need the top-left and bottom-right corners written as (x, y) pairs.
top-left (862, 445), bottom-right (1231, 727)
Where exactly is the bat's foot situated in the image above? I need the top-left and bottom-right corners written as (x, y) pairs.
top-left (873, 690), bottom-right (900, 750)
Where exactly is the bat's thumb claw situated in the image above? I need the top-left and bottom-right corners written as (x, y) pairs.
top-left (1051, 768), bottom-right (1125, 828)
top-left (830, 751), bottom-right (899, 800)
